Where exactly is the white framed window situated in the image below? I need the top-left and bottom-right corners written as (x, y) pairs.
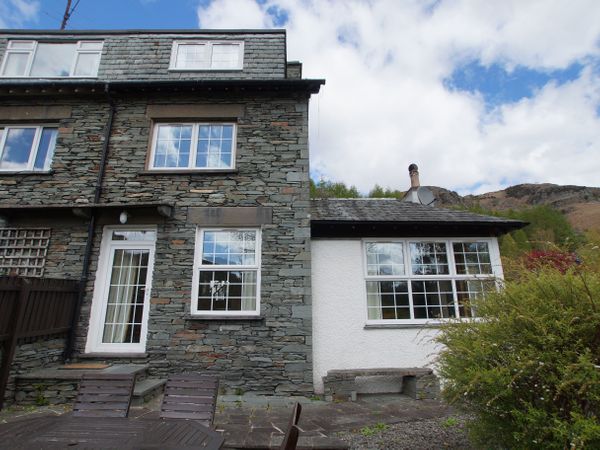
top-left (149, 122), bottom-right (236, 170)
top-left (0, 40), bottom-right (103, 78)
top-left (191, 228), bottom-right (261, 316)
top-left (0, 125), bottom-right (57, 172)
top-left (364, 238), bottom-right (501, 324)
top-left (169, 41), bottom-right (244, 70)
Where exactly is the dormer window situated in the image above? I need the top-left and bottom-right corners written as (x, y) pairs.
top-left (0, 40), bottom-right (103, 78)
top-left (169, 41), bottom-right (244, 71)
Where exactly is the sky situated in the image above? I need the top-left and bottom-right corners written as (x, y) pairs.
top-left (2, 0), bottom-right (600, 195)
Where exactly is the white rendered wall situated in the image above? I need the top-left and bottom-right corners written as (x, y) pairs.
top-left (311, 239), bottom-right (442, 393)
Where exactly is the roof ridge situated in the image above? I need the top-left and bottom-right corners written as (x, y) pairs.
top-left (312, 197), bottom-right (400, 201)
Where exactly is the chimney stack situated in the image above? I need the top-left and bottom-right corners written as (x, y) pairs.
top-left (408, 163), bottom-right (420, 188)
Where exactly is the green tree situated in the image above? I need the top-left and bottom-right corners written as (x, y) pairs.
top-left (506, 205), bottom-right (583, 251)
top-left (310, 178), bottom-right (360, 198)
top-left (464, 204), bottom-right (583, 256)
top-left (368, 184), bottom-right (404, 199)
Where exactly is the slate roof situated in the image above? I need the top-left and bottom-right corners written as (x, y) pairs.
top-left (310, 198), bottom-right (526, 237)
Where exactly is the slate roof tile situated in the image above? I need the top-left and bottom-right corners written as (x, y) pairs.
top-left (310, 198), bottom-right (525, 226)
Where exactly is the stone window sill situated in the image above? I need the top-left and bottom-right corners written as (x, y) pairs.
top-left (79, 352), bottom-right (148, 359)
top-left (364, 323), bottom-right (442, 330)
top-left (138, 169), bottom-right (239, 176)
top-left (185, 315), bottom-right (265, 321)
top-left (0, 170), bottom-right (54, 176)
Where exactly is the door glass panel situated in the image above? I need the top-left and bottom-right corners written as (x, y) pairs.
top-left (102, 248), bottom-right (150, 344)
top-left (111, 230), bottom-right (156, 241)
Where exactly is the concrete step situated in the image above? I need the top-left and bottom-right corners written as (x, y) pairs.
top-left (131, 378), bottom-right (166, 407)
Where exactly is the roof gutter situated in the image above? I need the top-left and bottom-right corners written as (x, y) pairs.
top-left (0, 79), bottom-right (326, 95)
top-left (311, 219), bottom-right (527, 239)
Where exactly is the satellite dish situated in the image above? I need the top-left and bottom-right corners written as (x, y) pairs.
top-left (417, 187), bottom-right (435, 206)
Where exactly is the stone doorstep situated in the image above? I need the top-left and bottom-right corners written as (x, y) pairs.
top-left (131, 378), bottom-right (166, 407)
top-left (13, 364), bottom-right (167, 407)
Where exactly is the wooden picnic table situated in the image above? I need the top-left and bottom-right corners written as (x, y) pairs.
top-left (0, 414), bottom-right (224, 449)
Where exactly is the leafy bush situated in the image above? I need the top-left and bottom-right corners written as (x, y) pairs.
top-left (524, 249), bottom-right (579, 273)
top-left (436, 268), bottom-right (600, 449)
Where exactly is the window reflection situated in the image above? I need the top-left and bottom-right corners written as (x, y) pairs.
top-left (1, 40), bottom-right (102, 77)
top-left (31, 43), bottom-right (76, 77)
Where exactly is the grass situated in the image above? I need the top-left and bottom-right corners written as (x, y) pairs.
top-left (441, 416), bottom-right (460, 428)
top-left (359, 423), bottom-right (389, 436)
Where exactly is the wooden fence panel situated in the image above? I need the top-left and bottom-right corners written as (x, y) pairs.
top-left (0, 277), bottom-right (80, 409)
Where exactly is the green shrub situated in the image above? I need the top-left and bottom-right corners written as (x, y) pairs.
top-left (436, 268), bottom-right (600, 449)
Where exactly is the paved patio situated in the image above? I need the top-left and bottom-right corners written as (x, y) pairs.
top-left (0, 394), bottom-right (457, 449)
top-left (215, 394), bottom-right (455, 449)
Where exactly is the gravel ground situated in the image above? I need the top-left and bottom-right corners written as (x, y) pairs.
top-left (336, 415), bottom-right (473, 450)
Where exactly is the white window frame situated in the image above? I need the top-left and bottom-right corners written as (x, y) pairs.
top-left (85, 226), bottom-right (157, 354)
top-left (191, 228), bottom-right (261, 316)
top-left (0, 124), bottom-right (57, 172)
top-left (169, 40), bottom-right (244, 71)
top-left (363, 237), bottom-right (502, 325)
top-left (0, 40), bottom-right (103, 78)
top-left (148, 122), bottom-right (237, 171)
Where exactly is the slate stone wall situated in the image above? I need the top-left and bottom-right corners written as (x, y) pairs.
top-left (99, 91), bottom-right (312, 394)
top-left (0, 87), bottom-right (314, 395)
top-left (0, 98), bottom-right (108, 206)
top-left (0, 31), bottom-right (286, 81)
top-left (2, 337), bottom-right (67, 406)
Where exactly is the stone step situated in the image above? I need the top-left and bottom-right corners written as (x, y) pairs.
top-left (131, 378), bottom-right (166, 407)
top-left (18, 363), bottom-right (149, 381)
top-left (14, 364), bottom-right (150, 406)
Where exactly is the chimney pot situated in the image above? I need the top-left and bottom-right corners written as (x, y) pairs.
top-left (408, 163), bottom-right (420, 188)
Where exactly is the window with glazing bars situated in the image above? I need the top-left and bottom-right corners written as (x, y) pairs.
top-left (365, 240), bottom-right (498, 322)
top-left (193, 229), bottom-right (260, 315)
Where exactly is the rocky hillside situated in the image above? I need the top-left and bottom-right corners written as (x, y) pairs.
top-left (429, 184), bottom-right (600, 232)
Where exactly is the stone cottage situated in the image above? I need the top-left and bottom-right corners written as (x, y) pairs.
top-left (0, 28), bottom-right (523, 404)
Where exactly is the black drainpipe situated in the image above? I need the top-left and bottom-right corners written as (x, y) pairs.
top-left (64, 83), bottom-right (115, 360)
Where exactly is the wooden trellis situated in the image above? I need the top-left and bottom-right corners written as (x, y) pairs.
top-left (0, 228), bottom-right (51, 277)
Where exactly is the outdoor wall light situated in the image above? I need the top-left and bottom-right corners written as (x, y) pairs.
top-left (119, 211), bottom-right (130, 224)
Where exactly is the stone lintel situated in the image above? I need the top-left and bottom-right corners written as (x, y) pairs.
top-left (187, 206), bottom-right (273, 226)
top-left (146, 104), bottom-right (244, 119)
top-left (0, 105), bottom-right (72, 121)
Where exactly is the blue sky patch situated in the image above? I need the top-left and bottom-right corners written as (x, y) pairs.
top-left (444, 60), bottom-right (583, 108)
top-left (265, 5), bottom-right (289, 27)
top-left (336, 24), bottom-right (360, 48)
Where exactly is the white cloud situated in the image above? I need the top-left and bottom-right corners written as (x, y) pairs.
top-left (197, 0), bottom-right (273, 29)
top-left (198, 0), bottom-right (600, 194)
top-left (0, 0), bottom-right (40, 28)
